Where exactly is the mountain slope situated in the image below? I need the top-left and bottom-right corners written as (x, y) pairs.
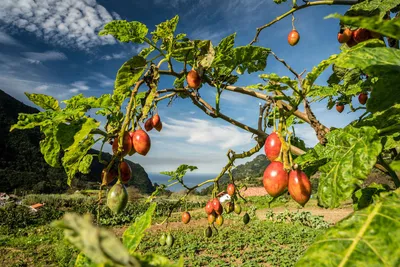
top-left (0, 89), bottom-right (155, 194)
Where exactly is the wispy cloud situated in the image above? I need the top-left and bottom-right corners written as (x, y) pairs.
top-left (98, 44), bottom-right (147, 61)
top-left (0, 31), bottom-right (24, 47)
top-left (0, 0), bottom-right (120, 50)
top-left (22, 51), bottom-right (67, 63)
top-left (69, 81), bottom-right (90, 93)
top-left (89, 72), bottom-right (114, 87)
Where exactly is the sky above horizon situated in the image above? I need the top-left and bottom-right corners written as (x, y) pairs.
top-left (0, 0), bottom-right (367, 174)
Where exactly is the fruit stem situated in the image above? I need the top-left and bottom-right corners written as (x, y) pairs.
top-left (291, 14), bottom-right (296, 30)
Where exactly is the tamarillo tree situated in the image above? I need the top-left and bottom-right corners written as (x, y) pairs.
top-left (10, 0), bottom-right (400, 265)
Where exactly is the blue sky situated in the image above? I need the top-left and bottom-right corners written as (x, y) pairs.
top-left (0, 0), bottom-right (365, 174)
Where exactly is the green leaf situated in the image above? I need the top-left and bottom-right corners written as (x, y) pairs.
top-left (296, 188), bottom-right (400, 266)
top-left (123, 202), bottom-right (157, 254)
top-left (74, 253), bottom-right (97, 267)
top-left (139, 46), bottom-right (154, 58)
top-left (24, 93), bottom-right (60, 111)
top-left (199, 41), bottom-right (215, 69)
top-left (79, 154), bottom-right (93, 174)
top-left (134, 253), bottom-right (184, 267)
top-left (344, 0), bottom-right (400, 18)
top-left (233, 46), bottom-right (270, 74)
top-left (63, 94), bottom-right (113, 111)
top-left (355, 104), bottom-right (400, 134)
top-left (151, 15), bottom-right (179, 40)
top-left (294, 143), bottom-right (328, 177)
top-left (259, 73), bottom-right (299, 91)
top-left (352, 183), bottom-right (389, 210)
top-left (212, 33), bottom-right (236, 67)
top-left (10, 111), bottom-right (55, 131)
top-left (99, 20), bottom-right (148, 43)
top-left (114, 56), bottom-right (147, 104)
top-left (53, 213), bottom-right (140, 267)
top-left (304, 55), bottom-right (338, 94)
top-left (317, 126), bottom-right (382, 208)
top-left (390, 160), bottom-right (400, 171)
top-left (326, 14), bottom-right (400, 40)
top-left (40, 122), bottom-right (61, 167)
top-left (160, 164), bottom-right (198, 182)
top-left (61, 118), bottom-right (100, 185)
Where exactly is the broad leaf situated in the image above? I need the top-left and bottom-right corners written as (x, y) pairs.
top-left (259, 73), bottom-right (298, 91)
top-left (151, 15), bottom-right (179, 40)
top-left (317, 126), bottom-right (382, 208)
top-left (123, 202), bottom-right (157, 254)
top-left (344, 0), bottom-right (400, 18)
top-left (63, 94), bottom-right (113, 111)
top-left (212, 33), bottom-right (236, 67)
top-left (53, 213), bottom-right (140, 267)
top-left (10, 111), bottom-right (55, 131)
top-left (326, 14), bottom-right (400, 40)
top-left (40, 122), bottom-right (61, 167)
top-left (160, 164), bottom-right (198, 182)
top-left (114, 56), bottom-right (147, 103)
top-left (25, 93), bottom-right (60, 111)
top-left (99, 20), bottom-right (148, 43)
top-left (296, 188), bottom-right (400, 266)
top-left (78, 154), bottom-right (93, 174)
top-left (233, 46), bottom-right (270, 74)
top-left (304, 55), bottom-right (338, 94)
top-left (352, 183), bottom-right (389, 210)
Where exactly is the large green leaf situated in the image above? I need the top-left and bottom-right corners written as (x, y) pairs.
top-left (53, 213), bottom-right (140, 267)
top-left (327, 14), bottom-right (400, 40)
top-left (25, 92), bottom-right (60, 111)
top-left (344, 0), bottom-right (400, 17)
top-left (114, 56), bottom-right (147, 103)
top-left (212, 33), bottom-right (236, 67)
top-left (10, 111), bottom-right (55, 131)
top-left (233, 46), bottom-right (270, 74)
top-left (151, 15), bottom-right (179, 40)
top-left (160, 164), bottom-right (198, 182)
top-left (99, 20), bottom-right (148, 43)
top-left (259, 73), bottom-right (299, 91)
top-left (304, 55), bottom-right (338, 94)
top-left (296, 188), bottom-right (400, 266)
top-left (40, 122), bottom-right (61, 167)
top-left (63, 94), bottom-right (113, 111)
top-left (123, 202), bottom-right (157, 254)
top-left (317, 126), bottom-right (382, 208)
top-left (61, 118), bottom-right (100, 185)
top-left (352, 183), bottom-right (389, 211)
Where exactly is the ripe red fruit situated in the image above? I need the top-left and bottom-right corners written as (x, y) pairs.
top-left (119, 161), bottom-right (132, 184)
top-left (212, 198), bottom-right (223, 215)
top-left (352, 28), bottom-right (370, 43)
top-left (346, 37), bottom-right (357, 48)
top-left (336, 103), bottom-right (344, 113)
top-left (263, 161), bottom-right (289, 197)
top-left (132, 129), bottom-right (151, 156)
top-left (154, 121), bottom-right (163, 132)
top-left (187, 69), bottom-right (201, 89)
top-left (112, 132), bottom-right (132, 157)
top-left (288, 169), bottom-right (312, 206)
top-left (227, 184), bottom-right (235, 196)
top-left (101, 168), bottom-right (117, 185)
top-left (337, 28), bottom-right (352, 43)
top-left (128, 131), bottom-right (136, 156)
top-left (205, 201), bottom-right (214, 215)
top-left (287, 30), bottom-right (300, 46)
top-left (182, 212), bottom-right (191, 224)
top-left (152, 114), bottom-right (161, 127)
top-left (264, 132), bottom-right (282, 161)
top-left (144, 119), bottom-right (153, 132)
top-left (358, 93), bottom-right (368, 105)
top-left (208, 212), bottom-right (216, 224)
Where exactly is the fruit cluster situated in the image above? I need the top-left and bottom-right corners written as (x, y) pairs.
top-left (263, 132), bottom-right (312, 206)
top-left (104, 114), bottom-right (163, 214)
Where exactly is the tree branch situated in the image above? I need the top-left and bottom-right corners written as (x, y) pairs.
top-left (249, 0), bottom-right (359, 45)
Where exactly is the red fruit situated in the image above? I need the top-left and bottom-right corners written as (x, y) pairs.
top-left (132, 129), bottom-right (151, 156)
top-left (227, 184), bottom-right (235, 196)
top-left (144, 119), bottom-right (153, 132)
top-left (182, 212), bottom-right (191, 224)
top-left (215, 215), bottom-right (224, 226)
top-left (187, 69), bottom-right (201, 89)
top-left (101, 168), bottom-right (117, 185)
top-left (264, 132), bottom-right (282, 161)
top-left (263, 161), bottom-right (289, 197)
top-left (288, 169), bottom-right (312, 206)
top-left (119, 161), bottom-right (132, 184)
top-left (352, 28), bottom-right (370, 43)
top-left (112, 132), bottom-right (133, 157)
top-left (346, 37), bottom-right (357, 48)
top-left (287, 30), bottom-right (300, 46)
top-left (154, 121), bottom-right (163, 132)
top-left (215, 204), bottom-right (223, 215)
top-left (152, 114), bottom-right (161, 128)
top-left (336, 103), bottom-right (344, 113)
top-left (205, 201), bottom-right (214, 215)
top-left (358, 93), bottom-right (368, 105)
top-left (337, 28), bottom-right (352, 43)
top-left (212, 198), bottom-right (222, 213)
top-left (128, 131), bottom-right (136, 156)
top-left (208, 211), bottom-right (216, 224)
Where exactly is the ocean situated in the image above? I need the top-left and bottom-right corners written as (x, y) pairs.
top-left (148, 172), bottom-right (218, 192)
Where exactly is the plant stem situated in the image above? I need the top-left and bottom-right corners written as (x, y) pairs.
top-left (378, 124), bottom-right (400, 136)
top-left (378, 155), bottom-right (400, 188)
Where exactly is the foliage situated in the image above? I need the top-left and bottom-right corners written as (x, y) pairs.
top-left (297, 188), bottom-right (400, 266)
top-left (265, 209), bottom-right (331, 229)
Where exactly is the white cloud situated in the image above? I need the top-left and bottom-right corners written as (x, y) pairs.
top-left (89, 72), bottom-right (114, 87)
top-left (98, 44), bottom-right (147, 61)
top-left (0, 0), bottom-right (120, 50)
top-left (0, 31), bottom-right (24, 47)
top-left (70, 81), bottom-right (90, 92)
top-left (22, 51), bottom-right (67, 62)
top-left (160, 117), bottom-right (252, 149)
top-left (34, 85), bottom-right (49, 91)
